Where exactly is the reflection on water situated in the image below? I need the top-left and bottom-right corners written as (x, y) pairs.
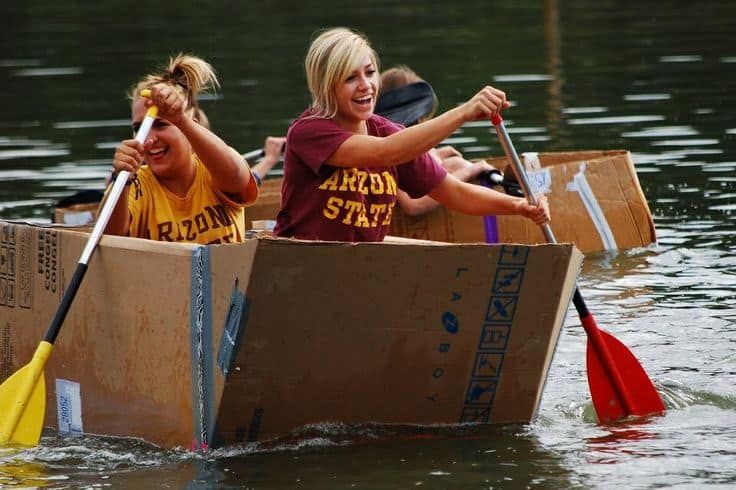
top-left (0, 0), bottom-right (735, 488)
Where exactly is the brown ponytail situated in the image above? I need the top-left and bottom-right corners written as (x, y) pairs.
top-left (128, 53), bottom-right (220, 117)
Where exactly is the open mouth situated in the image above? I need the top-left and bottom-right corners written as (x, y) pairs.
top-left (149, 147), bottom-right (168, 159)
top-left (353, 95), bottom-right (373, 106)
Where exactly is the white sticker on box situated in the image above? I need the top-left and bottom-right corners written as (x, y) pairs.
top-left (525, 167), bottom-right (552, 195)
top-left (522, 152), bottom-right (541, 171)
top-left (56, 379), bottom-right (83, 436)
top-left (62, 211), bottom-right (94, 226)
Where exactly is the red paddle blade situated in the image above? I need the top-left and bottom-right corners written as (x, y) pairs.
top-left (586, 328), bottom-right (665, 423)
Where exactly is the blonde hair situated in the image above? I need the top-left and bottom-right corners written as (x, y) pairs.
top-left (128, 53), bottom-right (219, 120)
top-left (379, 65), bottom-right (438, 122)
top-left (305, 27), bottom-right (380, 119)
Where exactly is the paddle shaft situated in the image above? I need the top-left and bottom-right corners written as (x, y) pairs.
top-left (490, 113), bottom-right (639, 415)
top-left (44, 106), bottom-right (158, 345)
top-left (243, 148), bottom-right (264, 161)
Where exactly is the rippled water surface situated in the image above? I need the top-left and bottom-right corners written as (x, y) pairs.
top-left (1, 1), bottom-right (735, 488)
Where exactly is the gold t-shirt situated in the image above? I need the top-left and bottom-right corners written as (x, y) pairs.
top-left (125, 153), bottom-right (258, 244)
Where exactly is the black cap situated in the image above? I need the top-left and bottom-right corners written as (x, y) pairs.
top-left (375, 81), bottom-right (437, 127)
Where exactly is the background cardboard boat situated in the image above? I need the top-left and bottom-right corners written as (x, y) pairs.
top-left (242, 149), bottom-right (656, 254)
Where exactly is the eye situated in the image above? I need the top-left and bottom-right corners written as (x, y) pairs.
top-left (346, 73), bottom-right (356, 82)
top-left (132, 122), bottom-right (142, 133)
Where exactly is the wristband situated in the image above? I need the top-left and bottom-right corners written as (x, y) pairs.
top-left (252, 171), bottom-right (263, 187)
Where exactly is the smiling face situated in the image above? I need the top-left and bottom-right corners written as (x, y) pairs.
top-left (131, 96), bottom-right (192, 179)
top-left (332, 56), bottom-right (379, 132)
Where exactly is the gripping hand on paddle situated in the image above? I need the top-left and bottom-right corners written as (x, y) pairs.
top-left (461, 86), bottom-right (510, 121)
top-left (141, 82), bottom-right (187, 126)
top-left (112, 138), bottom-right (149, 182)
top-left (519, 192), bottom-right (551, 226)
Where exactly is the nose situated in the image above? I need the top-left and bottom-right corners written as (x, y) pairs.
top-left (357, 73), bottom-right (372, 91)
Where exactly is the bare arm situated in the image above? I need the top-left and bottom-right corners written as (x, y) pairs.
top-left (396, 191), bottom-right (441, 216)
top-left (103, 138), bottom-right (142, 236)
top-left (251, 136), bottom-right (286, 181)
top-left (397, 158), bottom-right (498, 217)
top-left (328, 86), bottom-right (508, 168)
top-left (103, 186), bottom-right (132, 236)
top-left (145, 83), bottom-right (252, 196)
top-left (428, 174), bottom-right (550, 225)
top-left (175, 115), bottom-right (251, 195)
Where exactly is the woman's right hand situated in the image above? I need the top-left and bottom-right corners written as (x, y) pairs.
top-left (461, 85), bottom-right (510, 122)
top-left (112, 138), bottom-right (148, 180)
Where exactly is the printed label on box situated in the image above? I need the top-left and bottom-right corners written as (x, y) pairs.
top-left (56, 379), bottom-right (83, 437)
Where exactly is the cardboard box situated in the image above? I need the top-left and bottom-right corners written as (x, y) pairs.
top-left (53, 189), bottom-right (104, 227)
top-left (245, 151), bottom-right (656, 253)
top-left (0, 220), bottom-right (582, 449)
top-left (53, 203), bottom-right (98, 226)
top-left (389, 150), bottom-right (656, 253)
top-left (244, 178), bottom-right (282, 228)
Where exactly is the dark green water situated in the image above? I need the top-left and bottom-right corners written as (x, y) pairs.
top-left (1, 1), bottom-right (735, 488)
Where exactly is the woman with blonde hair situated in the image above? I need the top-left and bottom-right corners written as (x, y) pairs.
top-left (274, 27), bottom-right (549, 242)
top-left (104, 53), bottom-right (258, 244)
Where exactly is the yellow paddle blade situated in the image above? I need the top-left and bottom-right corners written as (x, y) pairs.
top-left (0, 342), bottom-right (51, 447)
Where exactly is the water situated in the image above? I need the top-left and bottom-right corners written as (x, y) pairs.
top-left (1, 0), bottom-right (736, 488)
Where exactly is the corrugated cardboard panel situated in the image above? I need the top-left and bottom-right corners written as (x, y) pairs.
top-left (211, 238), bottom-right (581, 444)
top-left (491, 150), bottom-right (656, 252)
top-left (1, 221), bottom-right (581, 448)
top-left (0, 221), bottom-right (201, 448)
top-left (244, 179), bottom-right (282, 230)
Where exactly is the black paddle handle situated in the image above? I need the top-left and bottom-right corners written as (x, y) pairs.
top-left (43, 263), bottom-right (87, 345)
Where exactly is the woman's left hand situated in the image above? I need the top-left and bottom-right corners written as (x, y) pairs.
top-left (523, 192), bottom-right (551, 225)
top-left (144, 83), bottom-right (187, 126)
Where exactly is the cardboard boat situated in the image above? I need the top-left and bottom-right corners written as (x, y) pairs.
top-left (0, 219), bottom-right (582, 449)
top-left (243, 150), bottom-right (656, 254)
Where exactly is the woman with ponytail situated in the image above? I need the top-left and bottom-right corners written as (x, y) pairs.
top-left (104, 53), bottom-right (258, 244)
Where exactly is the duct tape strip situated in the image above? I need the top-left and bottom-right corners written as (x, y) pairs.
top-left (190, 246), bottom-right (214, 450)
top-left (568, 163), bottom-right (618, 251)
top-left (217, 278), bottom-right (250, 377)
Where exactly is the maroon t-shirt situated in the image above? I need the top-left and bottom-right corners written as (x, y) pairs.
top-left (274, 112), bottom-right (447, 242)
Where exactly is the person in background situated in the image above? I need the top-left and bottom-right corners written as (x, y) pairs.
top-left (378, 65), bottom-right (497, 216)
top-left (104, 53), bottom-right (258, 244)
top-left (250, 136), bottom-right (286, 187)
top-left (274, 27), bottom-right (549, 242)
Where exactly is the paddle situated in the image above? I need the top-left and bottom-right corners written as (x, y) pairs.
top-left (375, 81), bottom-right (437, 127)
top-left (0, 93), bottom-right (159, 447)
top-left (243, 148), bottom-right (265, 161)
top-left (490, 113), bottom-right (665, 423)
